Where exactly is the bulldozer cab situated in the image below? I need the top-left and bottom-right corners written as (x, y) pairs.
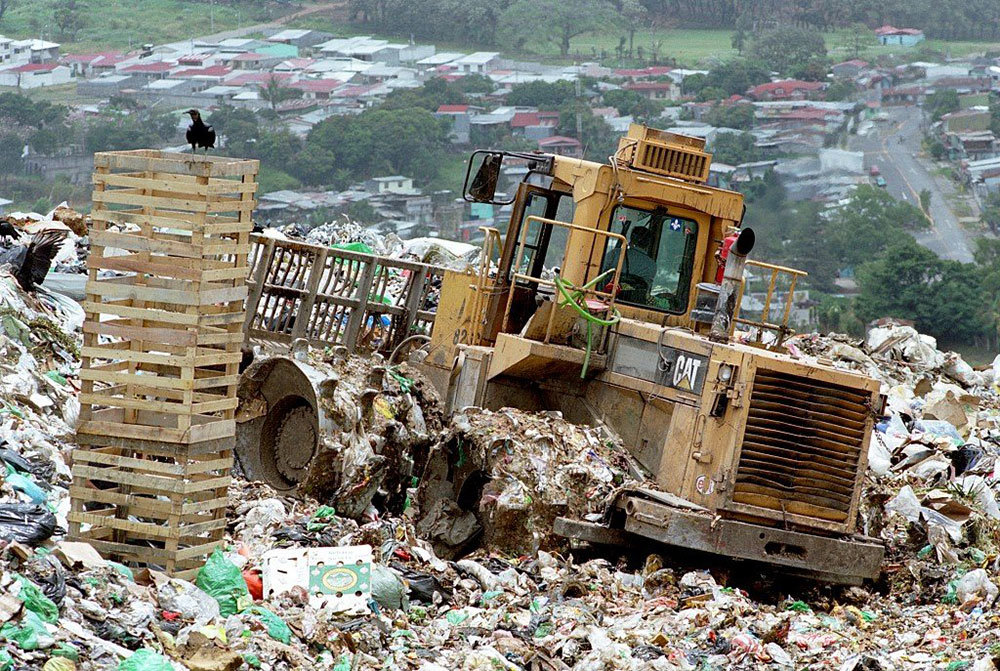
top-left (426, 124), bottom-right (791, 378)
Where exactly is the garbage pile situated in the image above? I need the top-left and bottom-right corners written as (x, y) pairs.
top-left (275, 219), bottom-right (479, 270)
top-left (3, 204), bottom-right (90, 275)
top-left (415, 407), bottom-right (638, 560)
top-left (6, 268), bottom-right (1000, 670)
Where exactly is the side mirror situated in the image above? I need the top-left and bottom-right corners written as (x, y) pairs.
top-left (465, 151), bottom-right (504, 203)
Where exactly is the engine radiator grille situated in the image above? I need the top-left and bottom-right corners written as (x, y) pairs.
top-left (734, 369), bottom-right (870, 524)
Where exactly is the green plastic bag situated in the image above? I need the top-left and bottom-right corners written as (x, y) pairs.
top-left (0, 648), bottom-right (12, 671)
top-left (52, 643), bottom-right (80, 661)
top-left (196, 549), bottom-right (250, 617)
top-left (0, 611), bottom-right (54, 650)
top-left (332, 241), bottom-right (374, 255)
top-left (118, 648), bottom-right (174, 671)
top-left (306, 505), bottom-right (337, 532)
top-left (14, 574), bottom-right (59, 623)
top-left (251, 607), bottom-right (291, 644)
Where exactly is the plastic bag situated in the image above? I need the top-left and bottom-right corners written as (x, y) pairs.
top-left (5, 470), bottom-right (48, 504)
top-left (251, 606), bottom-right (291, 644)
top-left (195, 549), bottom-right (250, 617)
top-left (14, 574), bottom-right (59, 623)
top-left (0, 503), bottom-right (57, 545)
top-left (0, 649), bottom-right (11, 671)
top-left (118, 649), bottom-right (174, 671)
top-left (885, 486), bottom-right (921, 524)
top-left (371, 564), bottom-right (409, 611)
top-left (0, 611), bottom-right (55, 650)
top-left (956, 569), bottom-right (998, 606)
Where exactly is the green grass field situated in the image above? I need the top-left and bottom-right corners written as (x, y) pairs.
top-left (0, 0), bottom-right (292, 53)
top-left (289, 14), bottom-right (1000, 68)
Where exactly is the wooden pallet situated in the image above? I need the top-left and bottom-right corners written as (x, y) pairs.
top-left (68, 434), bottom-right (233, 578)
top-left (69, 150), bottom-right (258, 575)
top-left (78, 150), bottom-right (258, 443)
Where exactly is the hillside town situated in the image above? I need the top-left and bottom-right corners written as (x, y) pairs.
top-left (3, 23), bottom-right (998, 245)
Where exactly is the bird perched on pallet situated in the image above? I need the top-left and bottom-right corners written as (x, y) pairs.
top-left (0, 229), bottom-right (68, 293)
top-left (185, 109), bottom-right (216, 153)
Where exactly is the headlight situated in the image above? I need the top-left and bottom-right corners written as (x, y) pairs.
top-left (718, 365), bottom-right (734, 382)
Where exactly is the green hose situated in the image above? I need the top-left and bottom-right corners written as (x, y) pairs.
top-left (553, 275), bottom-right (621, 378)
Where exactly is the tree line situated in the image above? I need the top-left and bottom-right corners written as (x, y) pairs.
top-left (348, 0), bottom-right (1000, 47)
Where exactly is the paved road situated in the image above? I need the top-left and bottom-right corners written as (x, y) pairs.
top-left (852, 106), bottom-right (975, 263)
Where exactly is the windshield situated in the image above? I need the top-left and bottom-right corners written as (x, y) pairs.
top-left (599, 204), bottom-right (698, 313)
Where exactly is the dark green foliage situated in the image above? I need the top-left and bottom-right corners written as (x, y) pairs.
top-left (506, 81), bottom-right (578, 108)
top-left (710, 131), bottom-right (759, 164)
top-left (926, 89), bottom-right (960, 121)
top-left (704, 104), bottom-right (754, 130)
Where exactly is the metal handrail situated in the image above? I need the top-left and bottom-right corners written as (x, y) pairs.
top-left (469, 226), bottom-right (503, 343)
top-left (502, 215), bottom-right (627, 346)
top-left (734, 259), bottom-right (808, 345)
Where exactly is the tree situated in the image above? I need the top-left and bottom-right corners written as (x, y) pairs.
top-left (704, 103), bottom-right (754, 130)
top-left (0, 0), bottom-right (16, 24)
top-left (827, 185), bottom-right (928, 269)
top-left (982, 191), bottom-right (1000, 234)
top-left (602, 89), bottom-right (663, 122)
top-left (856, 237), bottom-right (992, 345)
top-left (748, 26), bottom-right (826, 77)
top-left (506, 80), bottom-right (577, 108)
top-left (731, 13), bottom-right (751, 54)
top-left (710, 131), bottom-right (759, 164)
top-left (926, 89), bottom-right (960, 121)
top-left (844, 22), bottom-right (876, 59)
top-left (616, 0), bottom-right (648, 59)
top-left (53, 0), bottom-right (86, 41)
top-left (919, 188), bottom-right (932, 213)
top-left (702, 59), bottom-right (771, 97)
top-left (261, 76), bottom-right (301, 112)
top-left (825, 80), bottom-right (857, 102)
top-left (498, 0), bottom-right (619, 56)
top-left (382, 77), bottom-right (466, 111)
top-left (557, 101), bottom-right (616, 161)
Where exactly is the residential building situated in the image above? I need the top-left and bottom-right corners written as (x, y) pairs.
top-left (746, 79), bottom-right (825, 102)
top-left (538, 135), bottom-right (583, 158)
top-left (622, 80), bottom-right (674, 101)
top-left (874, 25), bottom-right (925, 46)
top-left (0, 63), bottom-right (72, 89)
top-left (831, 60), bottom-right (869, 78)
top-left (367, 176), bottom-right (418, 195)
top-left (453, 52), bottom-right (501, 74)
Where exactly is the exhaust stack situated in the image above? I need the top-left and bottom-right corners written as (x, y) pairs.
top-left (710, 228), bottom-right (755, 343)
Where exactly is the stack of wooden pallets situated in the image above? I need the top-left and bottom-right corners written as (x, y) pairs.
top-left (68, 150), bottom-right (259, 577)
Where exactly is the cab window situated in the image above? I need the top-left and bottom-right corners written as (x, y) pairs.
top-left (599, 205), bottom-right (698, 313)
top-left (511, 191), bottom-right (575, 282)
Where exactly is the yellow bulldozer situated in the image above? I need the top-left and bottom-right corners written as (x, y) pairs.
top-left (236, 124), bottom-right (885, 585)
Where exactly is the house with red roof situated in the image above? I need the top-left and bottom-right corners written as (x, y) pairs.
top-left (171, 65), bottom-right (232, 82)
top-left (831, 59), bottom-right (869, 79)
top-left (62, 51), bottom-right (124, 78)
top-left (120, 61), bottom-right (176, 83)
top-left (613, 65), bottom-right (673, 79)
top-left (746, 79), bottom-right (825, 102)
top-left (875, 25), bottom-right (925, 46)
top-left (435, 104), bottom-right (485, 144)
top-left (538, 135), bottom-right (582, 158)
top-left (623, 80), bottom-right (675, 101)
top-left (288, 78), bottom-right (343, 100)
top-left (0, 62), bottom-right (71, 88)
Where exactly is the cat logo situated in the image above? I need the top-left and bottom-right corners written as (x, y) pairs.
top-left (672, 354), bottom-right (703, 391)
top-left (655, 346), bottom-right (708, 394)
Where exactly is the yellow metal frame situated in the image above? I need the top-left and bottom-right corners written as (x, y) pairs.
top-left (469, 226), bottom-right (503, 343)
top-left (502, 215), bottom-right (627, 345)
top-left (734, 260), bottom-right (809, 345)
